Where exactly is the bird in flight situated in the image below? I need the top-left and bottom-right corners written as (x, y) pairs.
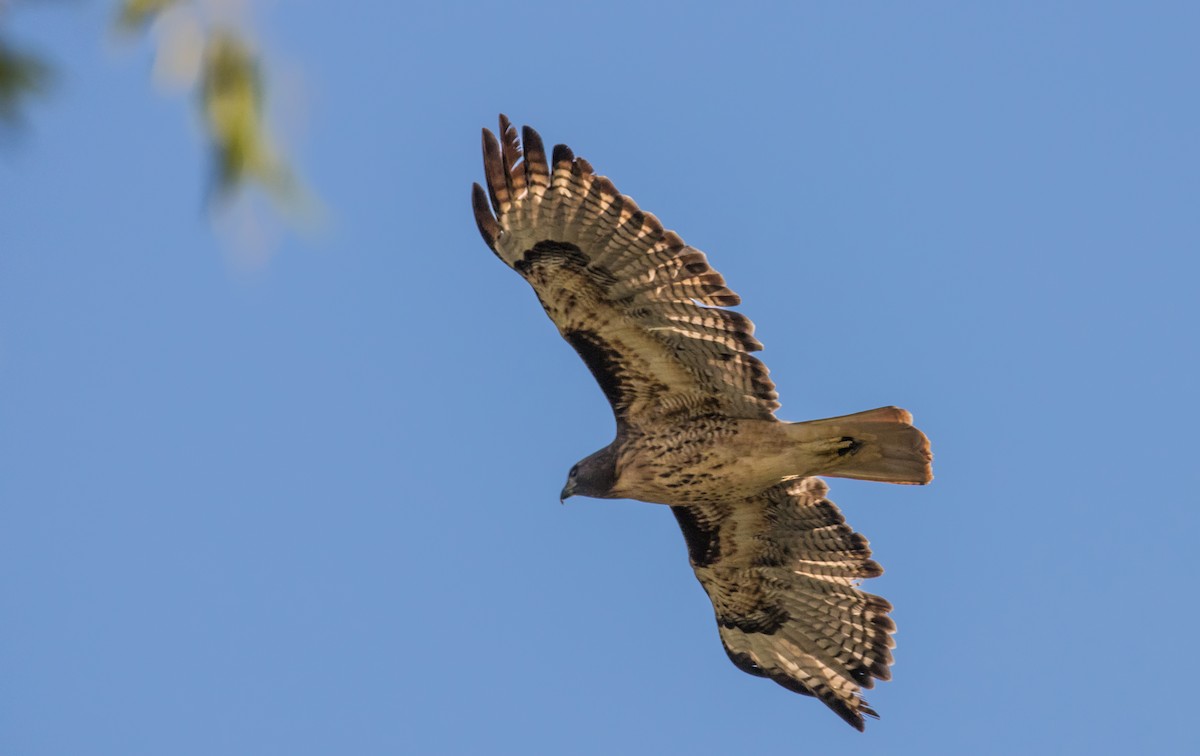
top-left (472, 116), bottom-right (933, 730)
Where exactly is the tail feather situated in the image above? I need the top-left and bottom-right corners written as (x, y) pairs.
top-left (792, 406), bottom-right (933, 485)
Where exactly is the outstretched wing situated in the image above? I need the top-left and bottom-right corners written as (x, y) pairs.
top-left (671, 478), bottom-right (896, 730)
top-left (472, 116), bottom-right (778, 427)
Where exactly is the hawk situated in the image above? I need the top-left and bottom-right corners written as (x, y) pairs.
top-left (472, 116), bottom-right (932, 730)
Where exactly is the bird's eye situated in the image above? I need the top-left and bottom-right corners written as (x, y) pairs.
top-left (569, 466), bottom-right (579, 478)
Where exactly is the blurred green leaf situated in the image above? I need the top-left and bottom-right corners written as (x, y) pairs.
top-left (199, 28), bottom-right (295, 203)
top-left (0, 35), bottom-right (51, 124)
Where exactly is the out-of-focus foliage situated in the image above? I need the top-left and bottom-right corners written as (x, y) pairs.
top-left (114, 0), bottom-right (180, 34)
top-left (4, 0), bottom-right (313, 244)
top-left (199, 28), bottom-right (293, 203)
top-left (0, 33), bottom-right (51, 125)
top-left (112, 0), bottom-right (311, 218)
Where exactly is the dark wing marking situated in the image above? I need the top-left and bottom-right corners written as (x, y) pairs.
top-left (562, 328), bottom-right (632, 411)
top-left (670, 478), bottom-right (896, 731)
top-left (473, 116), bottom-right (779, 426)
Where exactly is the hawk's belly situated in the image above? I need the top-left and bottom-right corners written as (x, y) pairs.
top-left (611, 418), bottom-right (822, 505)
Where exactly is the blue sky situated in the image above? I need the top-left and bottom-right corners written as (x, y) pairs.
top-left (3, 2), bottom-right (1198, 754)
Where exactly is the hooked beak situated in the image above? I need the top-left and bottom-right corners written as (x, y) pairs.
top-left (559, 481), bottom-right (576, 504)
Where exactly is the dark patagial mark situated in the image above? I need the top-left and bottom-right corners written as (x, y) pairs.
top-left (837, 437), bottom-right (864, 457)
top-left (562, 328), bottom-right (627, 412)
top-left (670, 506), bottom-right (722, 568)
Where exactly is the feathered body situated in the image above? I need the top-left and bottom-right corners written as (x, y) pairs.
top-left (472, 116), bottom-right (932, 730)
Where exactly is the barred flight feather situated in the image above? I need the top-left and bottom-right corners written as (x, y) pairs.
top-left (676, 480), bottom-right (896, 730)
top-left (662, 476), bottom-right (899, 729)
top-left (475, 117), bottom-right (780, 422)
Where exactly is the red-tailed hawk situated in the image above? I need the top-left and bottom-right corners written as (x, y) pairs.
top-left (472, 116), bottom-right (933, 730)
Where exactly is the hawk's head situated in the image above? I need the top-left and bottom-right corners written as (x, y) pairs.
top-left (560, 445), bottom-right (618, 502)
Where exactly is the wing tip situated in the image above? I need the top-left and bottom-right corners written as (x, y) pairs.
top-left (472, 182), bottom-right (500, 250)
top-left (480, 126), bottom-right (507, 213)
top-left (725, 644), bottom-right (876, 729)
top-left (521, 124), bottom-right (550, 189)
top-left (551, 142), bottom-right (575, 167)
top-left (754, 661), bottom-right (876, 730)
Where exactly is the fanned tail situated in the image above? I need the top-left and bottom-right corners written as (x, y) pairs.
top-left (791, 406), bottom-right (933, 485)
